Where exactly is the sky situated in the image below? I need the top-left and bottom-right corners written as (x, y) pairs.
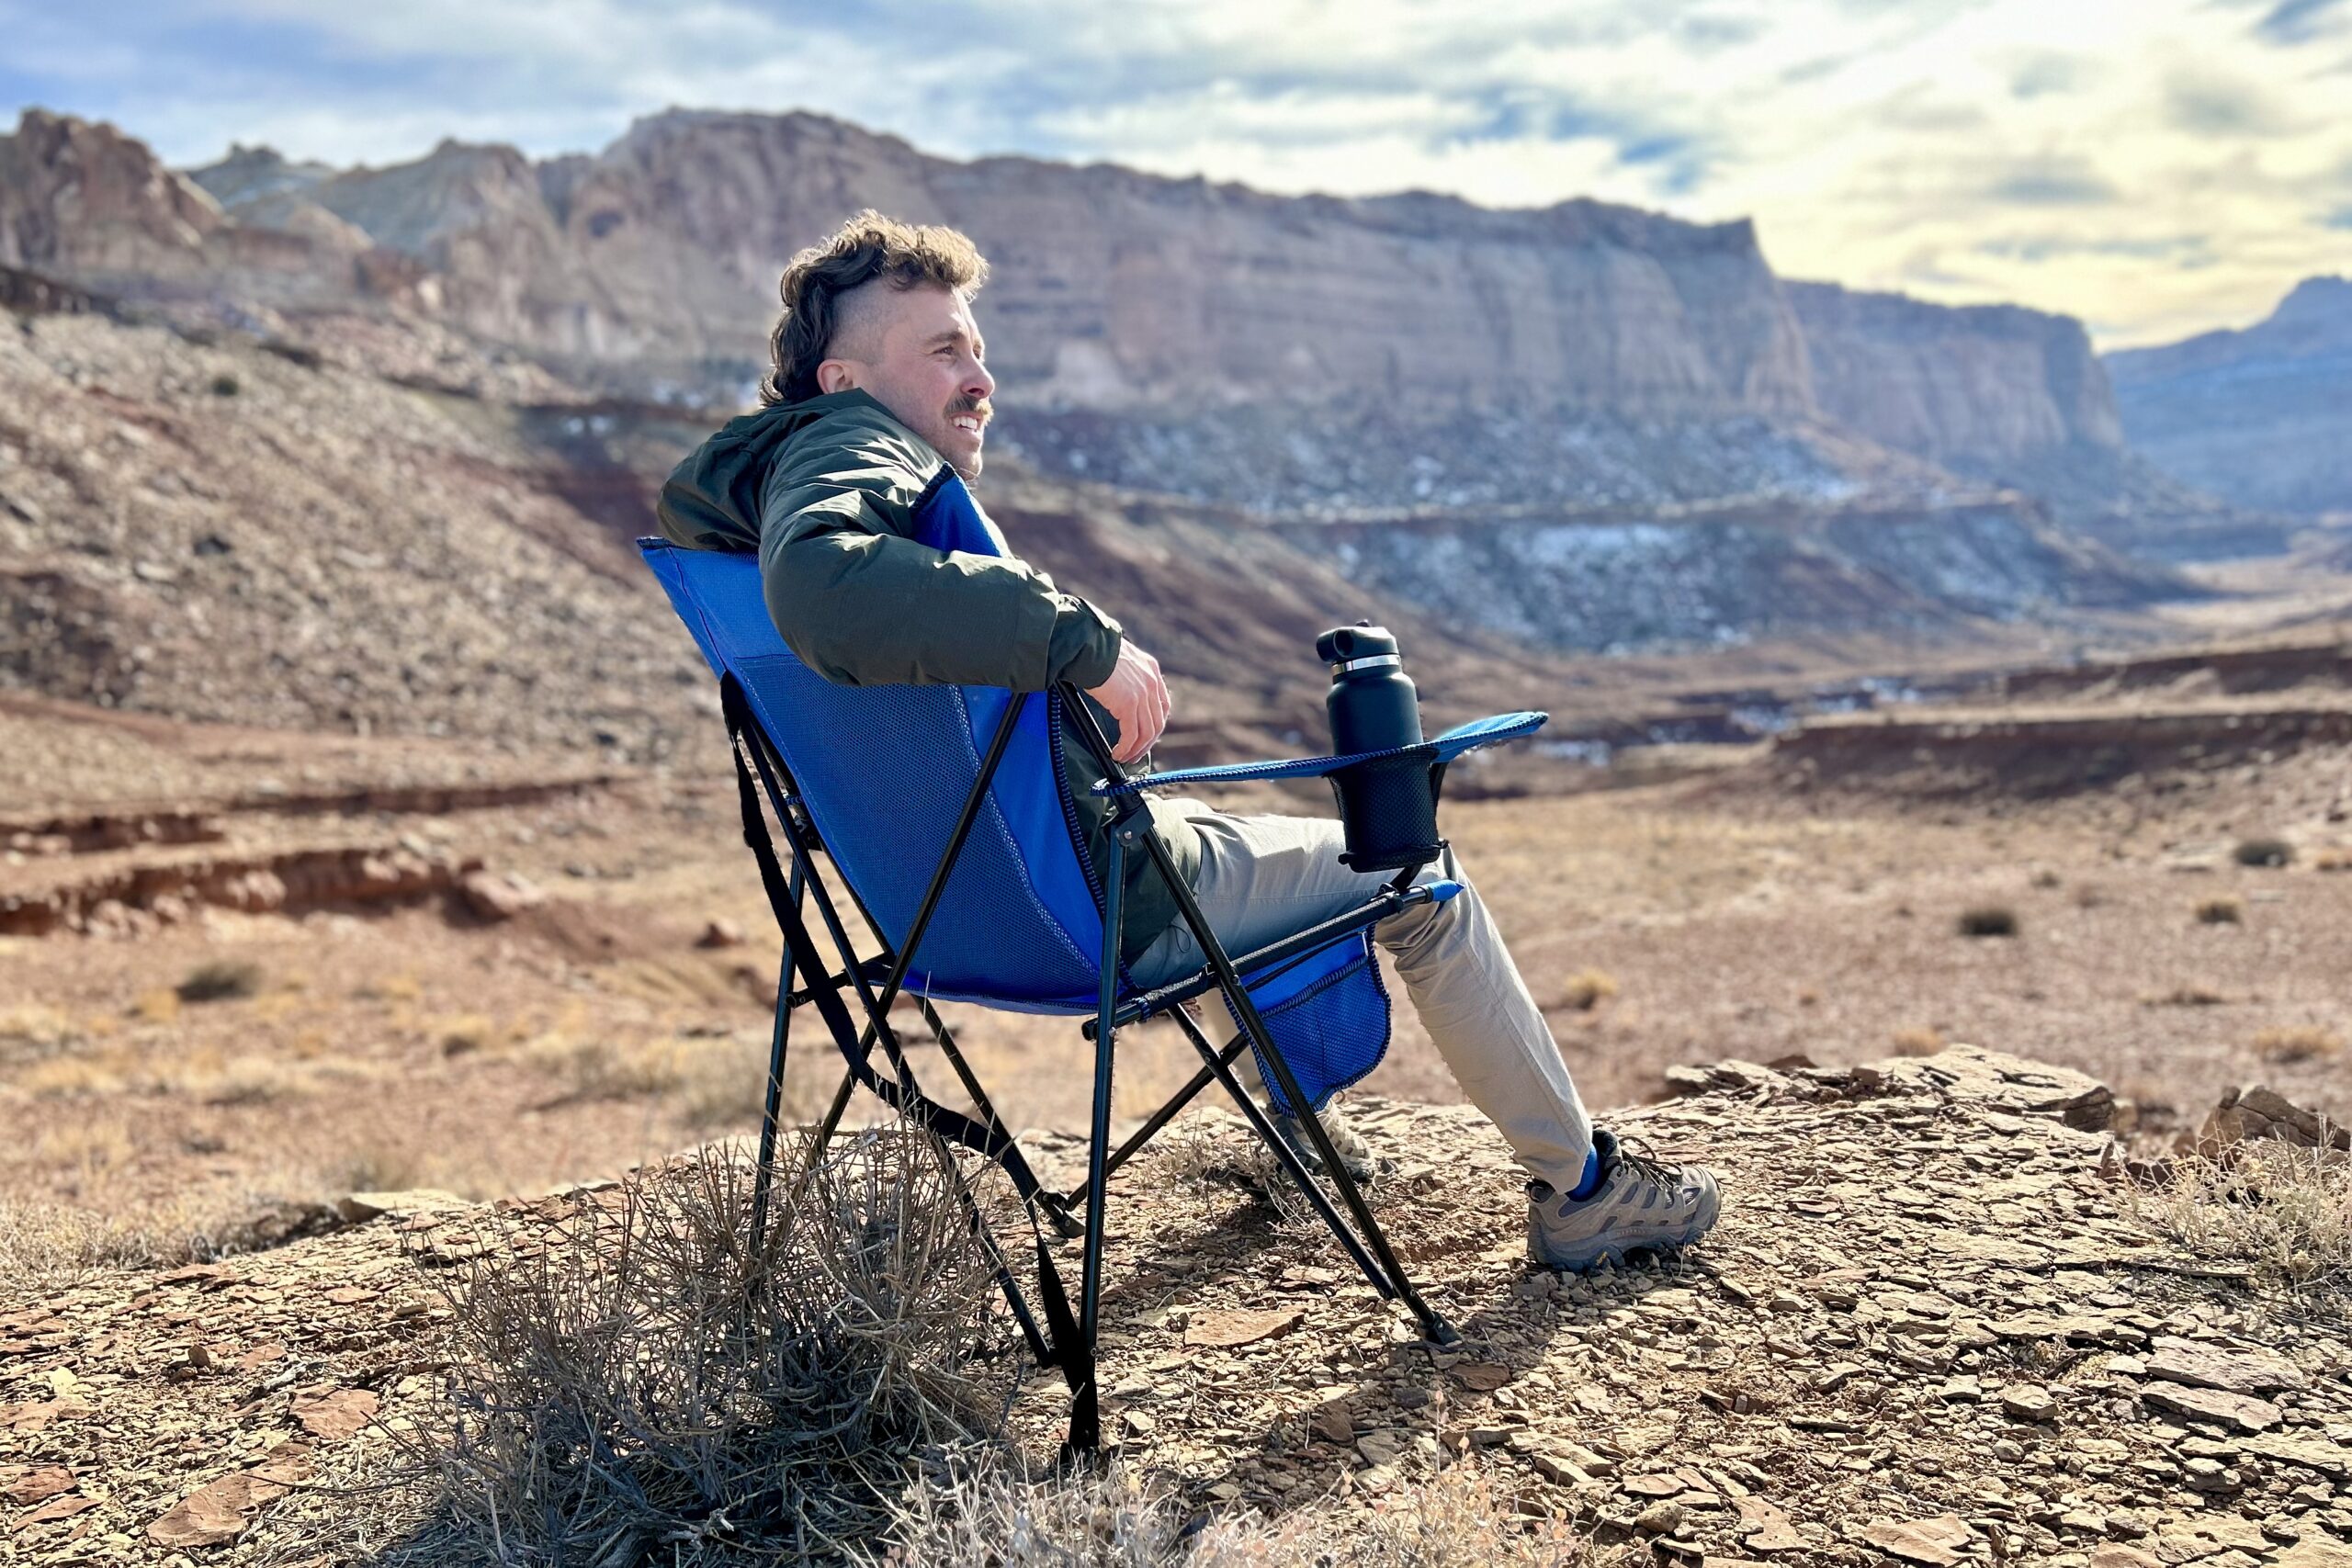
top-left (3, 0), bottom-right (2346, 349)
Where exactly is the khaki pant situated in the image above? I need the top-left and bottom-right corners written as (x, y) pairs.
top-left (1127, 801), bottom-right (1592, 1191)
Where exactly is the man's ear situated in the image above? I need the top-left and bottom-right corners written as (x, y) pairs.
top-left (815, 359), bottom-right (859, 395)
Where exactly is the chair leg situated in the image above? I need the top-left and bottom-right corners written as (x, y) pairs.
top-left (750, 890), bottom-right (801, 1241)
top-left (1166, 1009), bottom-right (1397, 1301)
top-left (1141, 830), bottom-right (1459, 1348)
top-left (1069, 829), bottom-right (1127, 1453)
top-left (1058, 1024), bottom-right (1253, 1215)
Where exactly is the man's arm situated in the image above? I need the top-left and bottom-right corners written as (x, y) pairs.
top-left (759, 422), bottom-right (1121, 692)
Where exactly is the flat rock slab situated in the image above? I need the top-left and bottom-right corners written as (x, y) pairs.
top-left (2245, 1432), bottom-right (2352, 1479)
top-left (1182, 1307), bottom-right (1303, 1348)
top-left (2145, 1334), bottom-right (2306, 1394)
top-left (1862, 1513), bottom-right (1973, 1565)
top-left (2141, 1381), bottom-right (2282, 1432)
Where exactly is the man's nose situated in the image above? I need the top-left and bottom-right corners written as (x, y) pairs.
top-left (966, 360), bottom-right (995, 401)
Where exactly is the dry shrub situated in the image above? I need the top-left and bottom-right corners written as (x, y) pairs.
top-left (2315, 847), bottom-right (2350, 873)
top-left (0, 1185), bottom-right (334, 1295)
top-left (867, 1453), bottom-right (1604, 1567)
top-left (359, 972), bottom-right (425, 1003)
top-left (177, 958), bottom-right (263, 1002)
top-left (132, 987), bottom-right (182, 1023)
top-left (35, 1116), bottom-right (135, 1180)
top-left (1890, 1027), bottom-right (1947, 1058)
top-left (2146, 984), bottom-right (2229, 1008)
top-left (2128, 1138), bottom-right (2352, 1291)
top-left (201, 1054), bottom-right (305, 1106)
top-left (2195, 896), bottom-right (2245, 926)
top-left (0, 1003), bottom-right (77, 1048)
top-left (2233, 836), bottom-right (2295, 869)
top-left (1955, 905), bottom-right (2018, 938)
top-left (1554, 969), bottom-right (1618, 1011)
top-left (0, 1201), bottom-right (160, 1291)
top-left (2256, 1026), bottom-right (2345, 1065)
top-left (436, 1015), bottom-right (495, 1057)
top-left (15, 1053), bottom-right (126, 1098)
top-left (526, 1034), bottom-right (686, 1101)
top-left (392, 1124), bottom-right (1017, 1564)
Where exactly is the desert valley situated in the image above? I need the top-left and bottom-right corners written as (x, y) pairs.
top-left (1, 104), bottom-right (2349, 1566)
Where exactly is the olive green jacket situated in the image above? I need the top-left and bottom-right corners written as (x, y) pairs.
top-left (654, 389), bottom-right (1199, 963)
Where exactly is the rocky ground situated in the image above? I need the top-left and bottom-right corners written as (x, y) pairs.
top-left (1, 1045), bottom-right (2346, 1564)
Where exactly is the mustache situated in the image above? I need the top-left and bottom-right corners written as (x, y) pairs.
top-left (948, 395), bottom-right (992, 422)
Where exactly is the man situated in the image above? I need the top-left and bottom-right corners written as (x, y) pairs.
top-left (656, 211), bottom-right (1720, 1272)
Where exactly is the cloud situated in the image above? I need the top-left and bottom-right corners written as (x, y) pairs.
top-left (2007, 51), bottom-right (2086, 97)
top-left (2255, 0), bottom-right (2346, 45)
top-left (2163, 68), bottom-right (2287, 134)
top-left (0, 0), bottom-right (2346, 347)
top-left (1987, 159), bottom-right (2120, 206)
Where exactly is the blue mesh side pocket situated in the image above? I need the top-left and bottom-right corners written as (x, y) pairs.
top-left (1226, 932), bottom-right (1392, 1116)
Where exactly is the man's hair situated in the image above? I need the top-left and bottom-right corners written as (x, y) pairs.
top-left (759, 210), bottom-right (989, 407)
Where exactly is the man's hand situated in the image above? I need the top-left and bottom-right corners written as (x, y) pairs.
top-left (1086, 639), bottom-right (1170, 764)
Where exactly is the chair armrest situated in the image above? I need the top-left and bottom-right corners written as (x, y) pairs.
top-left (1092, 711), bottom-right (1545, 796)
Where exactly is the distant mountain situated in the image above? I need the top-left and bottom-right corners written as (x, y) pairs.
top-left (1787, 281), bottom-right (2285, 560)
top-left (0, 107), bottom-right (2242, 544)
top-left (2105, 276), bottom-right (2352, 517)
top-left (0, 103), bottom-right (2222, 665)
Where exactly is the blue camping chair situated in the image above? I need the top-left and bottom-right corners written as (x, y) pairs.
top-left (640, 468), bottom-right (1544, 1450)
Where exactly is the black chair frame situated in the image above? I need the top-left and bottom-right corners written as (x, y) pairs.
top-left (718, 674), bottom-right (1460, 1453)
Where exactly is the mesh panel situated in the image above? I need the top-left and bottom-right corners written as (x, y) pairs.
top-left (1325, 754), bottom-right (1443, 873)
top-left (732, 652), bottom-right (1100, 1003)
top-left (1233, 942), bottom-right (1393, 1115)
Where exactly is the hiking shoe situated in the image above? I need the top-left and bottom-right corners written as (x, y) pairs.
top-left (1272, 1101), bottom-right (1378, 1186)
top-left (1526, 1128), bottom-right (1719, 1272)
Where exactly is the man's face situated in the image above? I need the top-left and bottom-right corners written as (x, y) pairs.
top-left (819, 283), bottom-right (994, 479)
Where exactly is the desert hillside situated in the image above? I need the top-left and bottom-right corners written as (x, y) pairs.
top-left (4, 1047), bottom-right (2346, 1565)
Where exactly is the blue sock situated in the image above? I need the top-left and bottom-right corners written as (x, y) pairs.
top-left (1566, 1145), bottom-right (1602, 1201)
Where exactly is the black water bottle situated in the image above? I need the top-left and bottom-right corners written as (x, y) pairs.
top-left (1317, 623), bottom-right (1440, 872)
top-left (1317, 623), bottom-right (1421, 754)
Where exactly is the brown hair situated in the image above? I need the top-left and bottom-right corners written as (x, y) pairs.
top-left (759, 210), bottom-right (989, 407)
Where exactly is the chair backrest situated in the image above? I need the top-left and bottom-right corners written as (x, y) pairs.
top-left (640, 472), bottom-right (1107, 1008)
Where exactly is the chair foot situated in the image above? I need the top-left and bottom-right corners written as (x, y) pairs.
top-left (1035, 1192), bottom-right (1085, 1240)
top-left (1419, 1312), bottom-right (1463, 1348)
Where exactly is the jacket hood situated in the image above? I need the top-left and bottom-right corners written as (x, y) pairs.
top-left (653, 389), bottom-right (910, 552)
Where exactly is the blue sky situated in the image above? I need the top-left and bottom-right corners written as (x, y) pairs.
top-left (4, 0), bottom-right (2347, 347)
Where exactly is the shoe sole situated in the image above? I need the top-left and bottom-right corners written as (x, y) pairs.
top-left (1531, 1192), bottom-right (1722, 1274)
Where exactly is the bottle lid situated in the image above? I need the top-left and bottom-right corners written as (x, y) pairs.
top-left (1315, 624), bottom-right (1399, 665)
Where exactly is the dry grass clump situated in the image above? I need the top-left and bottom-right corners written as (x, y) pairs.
top-left (436, 1015), bottom-right (496, 1057)
top-left (1890, 1027), bottom-right (1947, 1058)
top-left (393, 1124), bottom-right (1017, 1564)
top-left (2195, 896), bottom-right (2245, 926)
top-left (177, 957), bottom-right (264, 1002)
top-left (1553, 969), bottom-right (1618, 1011)
top-left (2255, 1026), bottom-right (2346, 1065)
top-left (2233, 836), bottom-right (2295, 869)
top-left (131, 987), bottom-right (182, 1023)
top-left (2315, 846), bottom-right (2351, 873)
top-left (0, 1184), bottom-right (334, 1293)
top-left (526, 1034), bottom-right (689, 1101)
top-left (2128, 1138), bottom-right (2352, 1291)
top-left (867, 1452), bottom-right (1606, 1566)
top-left (1955, 905), bottom-right (2018, 938)
top-left (0, 1003), bottom-right (78, 1049)
top-left (14, 1053), bottom-right (126, 1099)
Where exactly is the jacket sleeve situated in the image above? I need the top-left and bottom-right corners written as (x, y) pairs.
top-left (757, 422), bottom-right (1123, 692)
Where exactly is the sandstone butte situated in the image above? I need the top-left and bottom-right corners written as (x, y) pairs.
top-left (0, 1044), bottom-right (2346, 1564)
